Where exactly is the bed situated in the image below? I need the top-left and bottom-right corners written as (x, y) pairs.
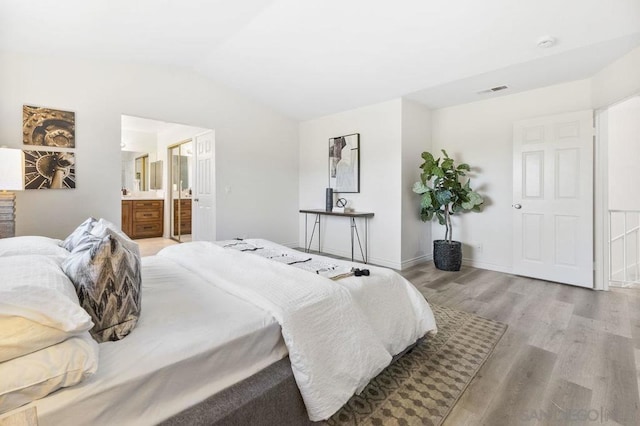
top-left (0, 234), bottom-right (437, 425)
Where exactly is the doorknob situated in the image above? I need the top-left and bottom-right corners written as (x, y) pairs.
top-left (194, 198), bottom-right (199, 202)
top-left (513, 203), bottom-right (522, 209)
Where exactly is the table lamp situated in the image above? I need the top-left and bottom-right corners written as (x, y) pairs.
top-left (0, 147), bottom-right (25, 238)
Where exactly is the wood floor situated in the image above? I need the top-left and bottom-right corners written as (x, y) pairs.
top-left (137, 239), bottom-right (640, 425)
top-left (398, 263), bottom-right (640, 426)
top-left (136, 237), bottom-right (178, 257)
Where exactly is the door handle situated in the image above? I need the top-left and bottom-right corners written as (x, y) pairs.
top-left (194, 198), bottom-right (199, 202)
top-left (513, 203), bottom-right (522, 209)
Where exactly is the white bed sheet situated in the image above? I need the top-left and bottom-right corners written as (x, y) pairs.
top-left (10, 256), bottom-right (288, 426)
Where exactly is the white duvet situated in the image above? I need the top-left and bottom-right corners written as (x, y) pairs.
top-left (157, 240), bottom-right (437, 421)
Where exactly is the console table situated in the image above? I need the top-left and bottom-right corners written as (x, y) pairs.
top-left (299, 209), bottom-right (374, 263)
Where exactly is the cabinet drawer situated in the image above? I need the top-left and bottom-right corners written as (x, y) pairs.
top-left (174, 200), bottom-right (192, 210)
top-left (174, 208), bottom-right (191, 219)
top-left (133, 221), bottom-right (163, 238)
top-left (174, 220), bottom-right (192, 235)
top-left (134, 209), bottom-right (162, 221)
top-left (133, 200), bottom-right (163, 210)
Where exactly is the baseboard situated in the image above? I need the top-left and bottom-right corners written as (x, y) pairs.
top-left (307, 245), bottom-right (402, 269)
top-left (400, 254), bottom-right (432, 270)
top-left (281, 241), bottom-right (298, 249)
top-left (461, 258), bottom-right (512, 274)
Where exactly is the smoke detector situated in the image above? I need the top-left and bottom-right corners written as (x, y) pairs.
top-left (537, 36), bottom-right (556, 48)
top-left (477, 85), bottom-right (509, 95)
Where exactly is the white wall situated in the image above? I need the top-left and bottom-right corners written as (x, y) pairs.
top-left (299, 99), bottom-right (403, 268)
top-left (431, 79), bottom-right (592, 272)
top-left (592, 45), bottom-right (640, 109)
top-left (400, 99), bottom-right (432, 267)
top-left (0, 51), bottom-right (299, 244)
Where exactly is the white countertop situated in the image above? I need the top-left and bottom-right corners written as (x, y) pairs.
top-left (121, 196), bottom-right (164, 201)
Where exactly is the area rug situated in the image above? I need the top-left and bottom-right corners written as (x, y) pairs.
top-left (325, 305), bottom-right (507, 426)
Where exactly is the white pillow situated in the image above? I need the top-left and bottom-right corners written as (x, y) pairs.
top-left (0, 331), bottom-right (99, 414)
top-left (0, 236), bottom-right (69, 259)
top-left (0, 256), bottom-right (93, 362)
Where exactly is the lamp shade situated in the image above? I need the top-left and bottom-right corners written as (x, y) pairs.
top-left (0, 147), bottom-right (25, 191)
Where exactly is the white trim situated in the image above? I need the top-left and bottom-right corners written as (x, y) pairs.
top-left (594, 108), bottom-right (609, 291)
top-left (313, 246), bottom-right (402, 269)
top-left (462, 258), bottom-right (512, 274)
top-left (400, 254), bottom-right (432, 270)
top-left (281, 241), bottom-right (298, 248)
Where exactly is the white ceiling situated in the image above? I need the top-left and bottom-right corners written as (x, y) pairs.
top-left (1, 0), bottom-right (639, 120)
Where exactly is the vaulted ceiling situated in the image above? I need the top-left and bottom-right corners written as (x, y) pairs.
top-left (1, 0), bottom-right (639, 119)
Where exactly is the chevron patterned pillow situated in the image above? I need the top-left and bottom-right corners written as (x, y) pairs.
top-left (60, 217), bottom-right (97, 252)
top-left (62, 230), bottom-right (141, 343)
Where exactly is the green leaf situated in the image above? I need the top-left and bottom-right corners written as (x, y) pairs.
top-left (420, 193), bottom-right (433, 208)
top-left (421, 151), bottom-right (435, 163)
top-left (457, 163), bottom-right (470, 171)
top-left (412, 181), bottom-right (429, 194)
top-left (468, 191), bottom-right (484, 206)
top-left (461, 201), bottom-right (473, 210)
top-left (431, 166), bottom-right (445, 178)
top-left (435, 210), bottom-right (446, 225)
top-left (421, 210), bottom-right (435, 222)
top-left (435, 190), bottom-right (453, 205)
top-left (441, 158), bottom-right (454, 170)
top-left (441, 149), bottom-right (449, 158)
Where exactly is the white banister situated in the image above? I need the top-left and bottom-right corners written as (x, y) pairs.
top-left (609, 210), bottom-right (640, 287)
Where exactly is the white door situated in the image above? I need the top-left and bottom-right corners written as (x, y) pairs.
top-left (513, 110), bottom-right (593, 288)
top-left (193, 131), bottom-right (216, 241)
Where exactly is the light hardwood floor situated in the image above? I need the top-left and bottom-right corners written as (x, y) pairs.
top-left (136, 237), bottom-right (178, 257)
top-left (137, 239), bottom-right (639, 425)
top-left (398, 263), bottom-right (640, 426)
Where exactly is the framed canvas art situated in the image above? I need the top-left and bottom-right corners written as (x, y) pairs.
top-left (23, 105), bottom-right (76, 148)
top-left (329, 133), bottom-right (359, 193)
top-left (24, 150), bottom-right (76, 189)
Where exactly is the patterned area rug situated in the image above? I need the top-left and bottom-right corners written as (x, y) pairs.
top-left (325, 305), bottom-right (507, 426)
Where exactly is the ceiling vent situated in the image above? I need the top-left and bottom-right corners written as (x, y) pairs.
top-left (477, 85), bottom-right (509, 95)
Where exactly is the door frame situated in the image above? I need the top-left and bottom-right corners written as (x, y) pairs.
top-left (167, 138), bottom-right (193, 243)
top-left (594, 108), bottom-right (609, 291)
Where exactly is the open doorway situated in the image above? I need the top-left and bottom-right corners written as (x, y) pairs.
top-left (120, 115), bottom-right (214, 244)
top-left (601, 95), bottom-right (640, 288)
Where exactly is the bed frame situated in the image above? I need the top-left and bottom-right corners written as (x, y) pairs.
top-left (161, 339), bottom-right (422, 425)
top-left (161, 356), bottom-right (312, 426)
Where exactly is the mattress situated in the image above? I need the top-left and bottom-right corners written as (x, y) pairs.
top-left (11, 256), bottom-right (288, 426)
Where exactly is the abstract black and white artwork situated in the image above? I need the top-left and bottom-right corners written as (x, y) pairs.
top-left (329, 133), bottom-right (359, 193)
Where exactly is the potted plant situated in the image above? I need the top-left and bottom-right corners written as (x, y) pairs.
top-left (412, 150), bottom-right (484, 271)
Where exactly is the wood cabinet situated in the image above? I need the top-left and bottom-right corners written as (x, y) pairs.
top-left (121, 199), bottom-right (164, 239)
top-left (121, 200), bottom-right (132, 237)
top-left (173, 199), bottom-right (192, 235)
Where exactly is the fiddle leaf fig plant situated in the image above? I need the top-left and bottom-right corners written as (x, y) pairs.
top-left (412, 149), bottom-right (484, 243)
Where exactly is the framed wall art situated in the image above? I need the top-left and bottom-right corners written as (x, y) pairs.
top-left (328, 133), bottom-right (359, 193)
top-left (23, 105), bottom-right (76, 148)
top-left (24, 150), bottom-right (76, 189)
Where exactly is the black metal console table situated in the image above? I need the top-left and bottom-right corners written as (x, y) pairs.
top-left (299, 209), bottom-right (374, 263)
